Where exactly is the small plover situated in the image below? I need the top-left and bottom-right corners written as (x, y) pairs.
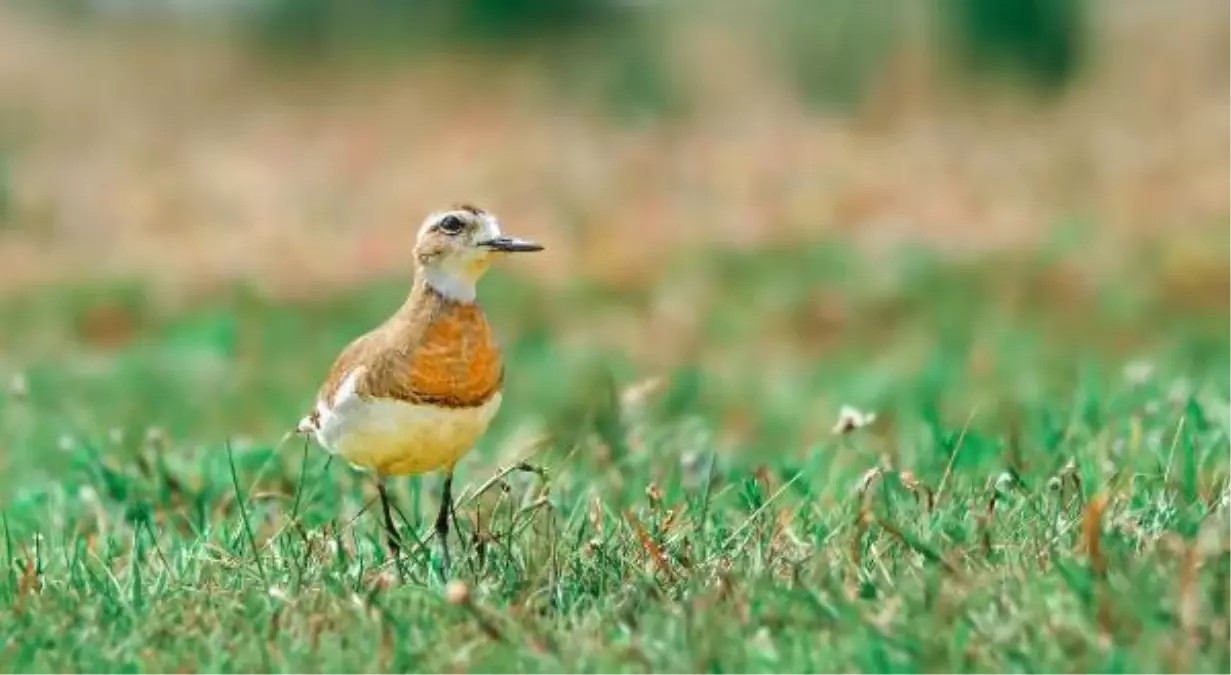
top-left (296, 204), bottom-right (542, 575)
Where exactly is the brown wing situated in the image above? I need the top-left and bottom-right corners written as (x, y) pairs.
top-left (314, 331), bottom-right (384, 409)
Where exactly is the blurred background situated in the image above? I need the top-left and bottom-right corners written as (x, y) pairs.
top-left (0, 0), bottom-right (1225, 296)
top-left (0, 5), bottom-right (1228, 668)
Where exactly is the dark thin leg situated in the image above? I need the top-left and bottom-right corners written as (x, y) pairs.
top-left (434, 471), bottom-right (454, 578)
top-left (377, 479), bottom-right (405, 581)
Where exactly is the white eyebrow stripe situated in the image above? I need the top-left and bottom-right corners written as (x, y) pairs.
top-left (417, 212), bottom-right (447, 242)
top-left (480, 213), bottom-right (502, 239)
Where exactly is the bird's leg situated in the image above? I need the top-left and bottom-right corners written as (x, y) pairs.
top-left (434, 471), bottom-right (454, 579)
top-left (377, 478), bottom-right (405, 582)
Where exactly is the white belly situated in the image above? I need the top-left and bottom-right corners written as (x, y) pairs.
top-left (303, 368), bottom-right (502, 476)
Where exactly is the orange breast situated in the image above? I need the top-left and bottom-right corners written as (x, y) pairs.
top-left (404, 303), bottom-right (504, 408)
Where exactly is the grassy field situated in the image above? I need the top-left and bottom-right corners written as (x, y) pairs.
top-left (0, 238), bottom-right (1228, 672)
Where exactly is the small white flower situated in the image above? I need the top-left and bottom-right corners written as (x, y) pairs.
top-left (833, 405), bottom-right (877, 435)
top-left (268, 586), bottom-right (289, 602)
top-left (680, 450), bottom-right (708, 488)
top-left (444, 580), bottom-right (470, 605)
top-left (620, 376), bottom-right (665, 412)
top-left (1167, 379), bottom-right (1193, 405)
top-left (1122, 360), bottom-right (1154, 386)
top-left (8, 372), bottom-right (28, 400)
top-left (751, 626), bottom-right (778, 659)
top-left (144, 427), bottom-right (167, 448)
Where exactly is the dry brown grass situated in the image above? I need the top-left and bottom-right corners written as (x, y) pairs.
top-left (0, 0), bottom-right (1225, 298)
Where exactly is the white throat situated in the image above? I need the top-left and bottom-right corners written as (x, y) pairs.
top-left (421, 265), bottom-right (477, 302)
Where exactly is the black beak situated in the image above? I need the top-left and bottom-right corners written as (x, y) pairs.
top-left (478, 236), bottom-right (544, 253)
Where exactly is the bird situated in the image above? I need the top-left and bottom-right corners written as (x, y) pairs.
top-left (295, 204), bottom-right (543, 577)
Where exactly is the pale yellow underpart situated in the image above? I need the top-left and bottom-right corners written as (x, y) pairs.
top-left (303, 367), bottom-right (502, 477)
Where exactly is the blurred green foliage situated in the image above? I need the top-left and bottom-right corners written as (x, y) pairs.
top-left (247, 0), bottom-right (686, 121)
top-left (766, 0), bottom-right (903, 112)
top-left (552, 24), bottom-right (689, 125)
top-left (767, 0), bottom-right (1088, 109)
top-left (250, 0), bottom-right (620, 57)
top-left (20, 0), bottom-right (1091, 115)
top-left (941, 0), bottom-right (1088, 91)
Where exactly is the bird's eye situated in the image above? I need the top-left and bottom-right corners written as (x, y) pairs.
top-left (437, 215), bottom-right (466, 235)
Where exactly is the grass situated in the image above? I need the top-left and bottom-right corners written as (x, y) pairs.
top-left (0, 238), bottom-right (1227, 672)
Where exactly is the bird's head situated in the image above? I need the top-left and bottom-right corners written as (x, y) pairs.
top-left (413, 205), bottom-right (543, 301)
